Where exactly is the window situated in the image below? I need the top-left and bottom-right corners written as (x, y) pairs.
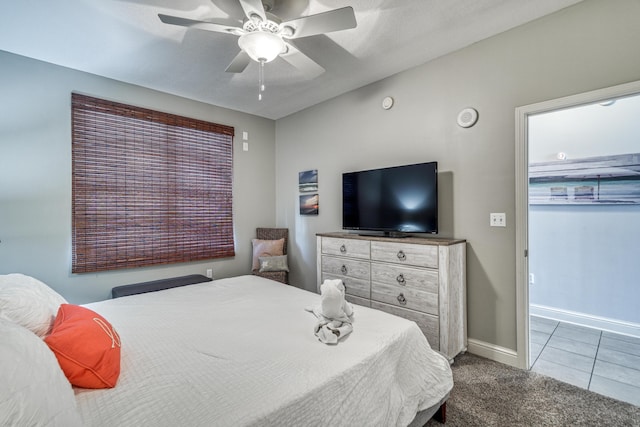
top-left (71, 93), bottom-right (235, 273)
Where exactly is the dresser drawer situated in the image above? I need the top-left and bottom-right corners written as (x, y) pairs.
top-left (322, 256), bottom-right (370, 280)
top-left (345, 294), bottom-right (371, 308)
top-left (322, 272), bottom-right (370, 299)
top-left (321, 237), bottom-right (370, 259)
top-left (371, 241), bottom-right (438, 268)
top-left (371, 262), bottom-right (438, 293)
top-left (371, 301), bottom-right (440, 350)
top-left (371, 281), bottom-right (438, 315)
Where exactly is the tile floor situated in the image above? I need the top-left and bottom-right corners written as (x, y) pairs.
top-left (530, 315), bottom-right (640, 407)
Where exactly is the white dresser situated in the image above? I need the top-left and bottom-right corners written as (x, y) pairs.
top-left (316, 232), bottom-right (467, 361)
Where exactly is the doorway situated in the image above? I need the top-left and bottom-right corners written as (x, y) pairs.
top-left (515, 80), bottom-right (640, 405)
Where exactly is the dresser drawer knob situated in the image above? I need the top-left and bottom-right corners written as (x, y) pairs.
top-left (397, 250), bottom-right (406, 261)
top-left (396, 274), bottom-right (406, 285)
top-left (397, 293), bottom-right (407, 305)
top-left (340, 244), bottom-right (347, 254)
top-left (341, 265), bottom-right (348, 275)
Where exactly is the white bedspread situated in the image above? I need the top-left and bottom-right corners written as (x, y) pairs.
top-left (76, 275), bottom-right (452, 427)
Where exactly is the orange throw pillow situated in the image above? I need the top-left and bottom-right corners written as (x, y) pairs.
top-left (45, 304), bottom-right (121, 389)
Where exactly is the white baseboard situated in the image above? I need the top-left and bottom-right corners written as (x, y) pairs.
top-left (466, 338), bottom-right (519, 368)
top-left (530, 304), bottom-right (640, 338)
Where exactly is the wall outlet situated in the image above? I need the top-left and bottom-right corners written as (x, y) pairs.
top-left (490, 213), bottom-right (506, 227)
top-left (206, 268), bottom-right (213, 279)
top-left (529, 273), bottom-right (535, 285)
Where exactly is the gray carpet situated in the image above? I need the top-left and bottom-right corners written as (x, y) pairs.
top-left (425, 353), bottom-right (640, 426)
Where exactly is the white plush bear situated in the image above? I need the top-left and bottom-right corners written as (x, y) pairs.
top-left (320, 279), bottom-right (353, 320)
top-left (304, 279), bottom-right (354, 344)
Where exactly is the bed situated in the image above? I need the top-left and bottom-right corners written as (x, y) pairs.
top-left (1, 274), bottom-right (453, 426)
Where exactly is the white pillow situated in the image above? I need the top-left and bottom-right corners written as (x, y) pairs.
top-left (0, 318), bottom-right (83, 427)
top-left (0, 273), bottom-right (68, 337)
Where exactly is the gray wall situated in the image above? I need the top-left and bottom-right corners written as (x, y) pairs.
top-left (0, 51), bottom-right (276, 304)
top-left (529, 204), bottom-right (640, 323)
top-left (274, 0), bottom-right (640, 351)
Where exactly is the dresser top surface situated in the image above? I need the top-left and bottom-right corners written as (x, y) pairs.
top-left (317, 232), bottom-right (465, 246)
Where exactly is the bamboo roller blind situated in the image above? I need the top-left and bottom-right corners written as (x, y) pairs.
top-left (71, 93), bottom-right (235, 273)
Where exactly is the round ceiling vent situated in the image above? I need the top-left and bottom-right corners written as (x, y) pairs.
top-left (457, 108), bottom-right (478, 128)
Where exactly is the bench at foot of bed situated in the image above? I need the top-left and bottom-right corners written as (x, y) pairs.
top-left (111, 274), bottom-right (212, 298)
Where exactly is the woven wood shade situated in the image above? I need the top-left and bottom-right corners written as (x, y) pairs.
top-left (71, 93), bottom-right (235, 273)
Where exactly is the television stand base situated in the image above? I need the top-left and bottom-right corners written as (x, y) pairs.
top-left (384, 231), bottom-right (410, 238)
top-left (352, 231), bottom-right (413, 238)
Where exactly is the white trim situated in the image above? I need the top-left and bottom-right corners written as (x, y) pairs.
top-left (515, 104), bottom-right (530, 370)
top-left (466, 338), bottom-right (518, 368)
top-left (514, 79), bottom-right (640, 371)
top-left (531, 304), bottom-right (640, 338)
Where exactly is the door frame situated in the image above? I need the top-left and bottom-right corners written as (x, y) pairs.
top-left (514, 79), bottom-right (640, 370)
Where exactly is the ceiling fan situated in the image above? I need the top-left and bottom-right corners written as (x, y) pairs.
top-left (158, 0), bottom-right (357, 100)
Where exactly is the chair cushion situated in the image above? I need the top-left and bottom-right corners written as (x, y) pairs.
top-left (251, 238), bottom-right (285, 271)
top-left (259, 255), bottom-right (289, 272)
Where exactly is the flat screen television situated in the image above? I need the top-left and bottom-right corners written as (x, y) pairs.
top-left (342, 161), bottom-right (438, 235)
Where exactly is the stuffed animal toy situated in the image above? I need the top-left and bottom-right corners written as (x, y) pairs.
top-left (320, 279), bottom-right (353, 320)
top-left (305, 279), bottom-right (354, 344)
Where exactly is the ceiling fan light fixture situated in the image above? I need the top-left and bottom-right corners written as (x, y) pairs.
top-left (238, 31), bottom-right (285, 63)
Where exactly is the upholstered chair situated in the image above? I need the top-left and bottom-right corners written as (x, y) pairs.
top-left (251, 228), bottom-right (289, 284)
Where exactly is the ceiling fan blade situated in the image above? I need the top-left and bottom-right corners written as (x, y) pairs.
top-left (281, 6), bottom-right (356, 39)
top-left (158, 14), bottom-right (241, 35)
top-left (281, 42), bottom-right (324, 78)
top-left (225, 51), bottom-right (251, 73)
top-left (238, 0), bottom-right (267, 23)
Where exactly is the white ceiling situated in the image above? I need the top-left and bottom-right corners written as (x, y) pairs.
top-left (0, 0), bottom-right (582, 120)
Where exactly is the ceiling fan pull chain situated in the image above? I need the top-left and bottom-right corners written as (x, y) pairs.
top-left (258, 59), bottom-right (265, 101)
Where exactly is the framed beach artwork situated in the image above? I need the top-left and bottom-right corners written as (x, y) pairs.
top-left (299, 169), bottom-right (318, 192)
top-left (300, 194), bottom-right (319, 215)
top-left (298, 170), bottom-right (319, 215)
top-left (529, 153), bottom-right (640, 205)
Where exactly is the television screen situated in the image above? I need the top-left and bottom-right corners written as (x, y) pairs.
top-left (342, 162), bottom-right (438, 234)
